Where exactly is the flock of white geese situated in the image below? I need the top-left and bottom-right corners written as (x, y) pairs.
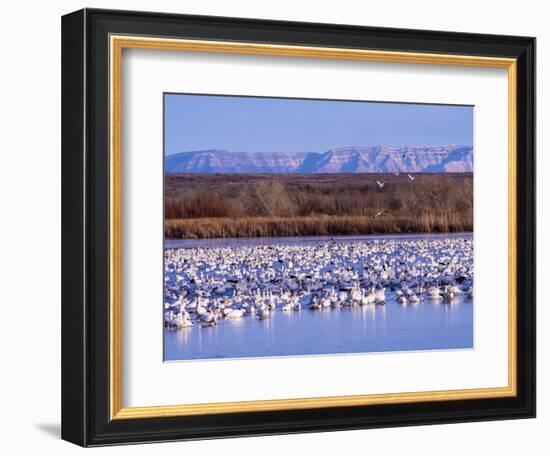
top-left (164, 237), bottom-right (473, 329)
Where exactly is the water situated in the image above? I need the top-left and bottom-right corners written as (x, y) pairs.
top-left (165, 232), bottom-right (472, 249)
top-left (164, 300), bottom-right (472, 361)
top-left (164, 233), bottom-right (473, 362)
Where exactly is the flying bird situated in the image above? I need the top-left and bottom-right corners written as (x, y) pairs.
top-left (393, 172), bottom-right (400, 176)
top-left (407, 174), bottom-right (416, 181)
top-left (376, 180), bottom-right (385, 189)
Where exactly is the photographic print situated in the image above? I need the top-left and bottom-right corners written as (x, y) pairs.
top-left (62, 11), bottom-right (535, 444)
top-left (163, 94), bottom-right (474, 361)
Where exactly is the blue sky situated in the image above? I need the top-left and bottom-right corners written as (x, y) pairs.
top-left (164, 94), bottom-right (473, 155)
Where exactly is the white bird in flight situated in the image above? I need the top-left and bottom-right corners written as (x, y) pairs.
top-left (376, 180), bottom-right (385, 188)
top-left (407, 174), bottom-right (416, 181)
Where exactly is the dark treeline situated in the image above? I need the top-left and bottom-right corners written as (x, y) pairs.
top-left (164, 173), bottom-right (473, 238)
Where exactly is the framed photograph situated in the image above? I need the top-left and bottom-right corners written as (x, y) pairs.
top-left (62, 8), bottom-right (536, 446)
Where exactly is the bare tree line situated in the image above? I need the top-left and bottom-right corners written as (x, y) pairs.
top-left (164, 173), bottom-right (473, 238)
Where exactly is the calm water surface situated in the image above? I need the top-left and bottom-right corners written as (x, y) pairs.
top-left (165, 232), bottom-right (472, 249)
top-left (164, 233), bottom-right (473, 361)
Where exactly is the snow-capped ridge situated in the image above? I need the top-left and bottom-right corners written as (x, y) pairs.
top-left (165, 145), bottom-right (473, 173)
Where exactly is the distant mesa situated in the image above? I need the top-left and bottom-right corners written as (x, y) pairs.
top-left (164, 145), bottom-right (473, 173)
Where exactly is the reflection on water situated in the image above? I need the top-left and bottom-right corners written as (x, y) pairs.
top-left (164, 233), bottom-right (473, 362)
top-left (164, 297), bottom-right (472, 361)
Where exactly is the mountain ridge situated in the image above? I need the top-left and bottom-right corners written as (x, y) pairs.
top-left (164, 145), bottom-right (473, 173)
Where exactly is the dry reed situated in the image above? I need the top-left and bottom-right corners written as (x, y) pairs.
top-left (165, 213), bottom-right (472, 239)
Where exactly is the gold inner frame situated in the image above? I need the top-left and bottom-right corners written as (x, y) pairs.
top-left (109, 35), bottom-right (518, 420)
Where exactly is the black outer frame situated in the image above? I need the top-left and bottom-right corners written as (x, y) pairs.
top-left (61, 8), bottom-right (536, 447)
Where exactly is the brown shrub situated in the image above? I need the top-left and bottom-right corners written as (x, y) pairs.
top-left (165, 213), bottom-right (473, 239)
top-left (164, 173), bottom-right (473, 237)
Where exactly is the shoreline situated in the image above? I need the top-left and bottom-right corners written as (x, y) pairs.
top-left (165, 231), bottom-right (473, 249)
top-left (165, 213), bottom-right (472, 240)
